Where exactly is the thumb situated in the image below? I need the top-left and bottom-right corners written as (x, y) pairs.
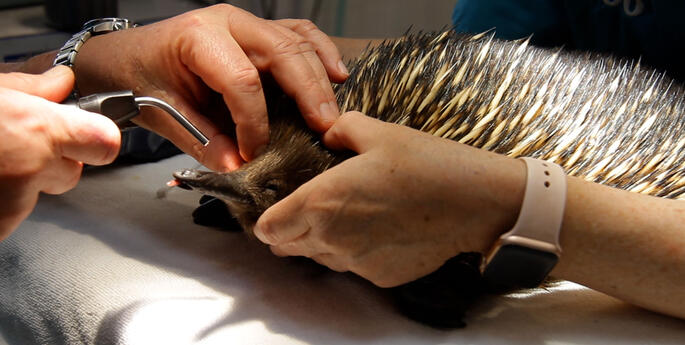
top-left (0, 66), bottom-right (75, 102)
top-left (322, 111), bottom-right (388, 153)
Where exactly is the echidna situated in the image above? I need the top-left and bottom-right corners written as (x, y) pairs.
top-left (172, 30), bottom-right (685, 328)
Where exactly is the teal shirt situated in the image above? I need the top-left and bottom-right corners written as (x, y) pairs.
top-left (452, 0), bottom-right (685, 81)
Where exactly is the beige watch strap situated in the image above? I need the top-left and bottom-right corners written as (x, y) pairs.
top-left (498, 157), bottom-right (567, 255)
top-left (482, 157), bottom-right (567, 290)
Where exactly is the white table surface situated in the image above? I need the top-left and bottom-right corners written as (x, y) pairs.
top-left (1, 154), bottom-right (683, 344)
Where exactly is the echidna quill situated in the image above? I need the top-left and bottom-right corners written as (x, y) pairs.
top-left (172, 30), bottom-right (685, 328)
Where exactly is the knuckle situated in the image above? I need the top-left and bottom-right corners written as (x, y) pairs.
top-left (212, 2), bottom-right (235, 12)
top-left (231, 67), bottom-right (262, 95)
top-left (255, 217), bottom-right (280, 244)
top-left (272, 36), bottom-right (301, 56)
top-left (178, 12), bottom-right (206, 28)
top-left (293, 19), bottom-right (319, 34)
top-left (297, 41), bottom-right (316, 55)
top-left (337, 111), bottom-right (363, 128)
top-left (179, 4), bottom-right (237, 27)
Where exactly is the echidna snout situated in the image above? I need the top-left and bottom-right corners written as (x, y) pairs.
top-left (174, 118), bottom-right (339, 233)
top-left (172, 167), bottom-right (260, 230)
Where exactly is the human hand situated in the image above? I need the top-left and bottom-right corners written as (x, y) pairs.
top-left (74, 4), bottom-right (348, 171)
top-left (254, 112), bottom-right (526, 287)
top-left (0, 66), bottom-right (120, 241)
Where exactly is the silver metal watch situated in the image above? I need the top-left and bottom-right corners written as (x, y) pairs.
top-left (53, 17), bottom-right (134, 97)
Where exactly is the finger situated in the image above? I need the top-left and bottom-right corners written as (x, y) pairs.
top-left (51, 103), bottom-right (121, 165)
top-left (0, 66), bottom-right (74, 102)
top-left (39, 157), bottom-right (83, 195)
top-left (227, 11), bottom-right (340, 133)
top-left (323, 111), bottom-right (390, 152)
top-left (199, 134), bottom-right (243, 172)
top-left (275, 18), bottom-right (349, 82)
top-left (1, 88), bottom-right (121, 166)
top-left (254, 188), bottom-right (313, 245)
top-left (267, 21), bottom-right (341, 112)
top-left (177, 25), bottom-right (269, 162)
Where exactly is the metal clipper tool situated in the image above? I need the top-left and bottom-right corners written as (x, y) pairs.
top-left (67, 90), bottom-right (209, 146)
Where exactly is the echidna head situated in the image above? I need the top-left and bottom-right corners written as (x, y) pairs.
top-left (173, 118), bottom-right (342, 234)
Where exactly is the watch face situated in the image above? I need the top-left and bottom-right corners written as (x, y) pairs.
top-left (482, 244), bottom-right (559, 292)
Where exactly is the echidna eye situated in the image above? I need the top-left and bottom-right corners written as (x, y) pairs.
top-left (264, 181), bottom-right (280, 193)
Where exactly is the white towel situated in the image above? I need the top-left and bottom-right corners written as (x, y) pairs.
top-left (1, 154), bottom-right (683, 344)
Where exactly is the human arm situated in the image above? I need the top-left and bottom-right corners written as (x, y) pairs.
top-left (0, 66), bottom-right (120, 241)
top-left (253, 111), bottom-right (685, 319)
top-left (552, 177), bottom-right (685, 319)
top-left (2, 4), bottom-right (348, 171)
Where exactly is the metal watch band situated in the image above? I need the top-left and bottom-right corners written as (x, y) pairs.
top-left (482, 157), bottom-right (567, 291)
top-left (53, 18), bottom-right (133, 98)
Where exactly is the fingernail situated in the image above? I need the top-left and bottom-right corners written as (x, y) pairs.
top-left (338, 60), bottom-right (349, 76)
top-left (320, 101), bottom-right (339, 124)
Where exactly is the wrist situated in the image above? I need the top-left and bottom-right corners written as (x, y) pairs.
top-left (475, 156), bottom-right (528, 254)
top-left (54, 18), bottom-right (134, 97)
top-left (72, 33), bottom-right (123, 95)
top-left (482, 157), bottom-right (567, 290)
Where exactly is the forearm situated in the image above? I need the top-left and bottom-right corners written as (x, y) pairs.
top-left (0, 51), bottom-right (56, 74)
top-left (552, 177), bottom-right (685, 318)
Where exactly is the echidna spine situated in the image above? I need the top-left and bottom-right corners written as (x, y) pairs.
top-left (335, 31), bottom-right (685, 199)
